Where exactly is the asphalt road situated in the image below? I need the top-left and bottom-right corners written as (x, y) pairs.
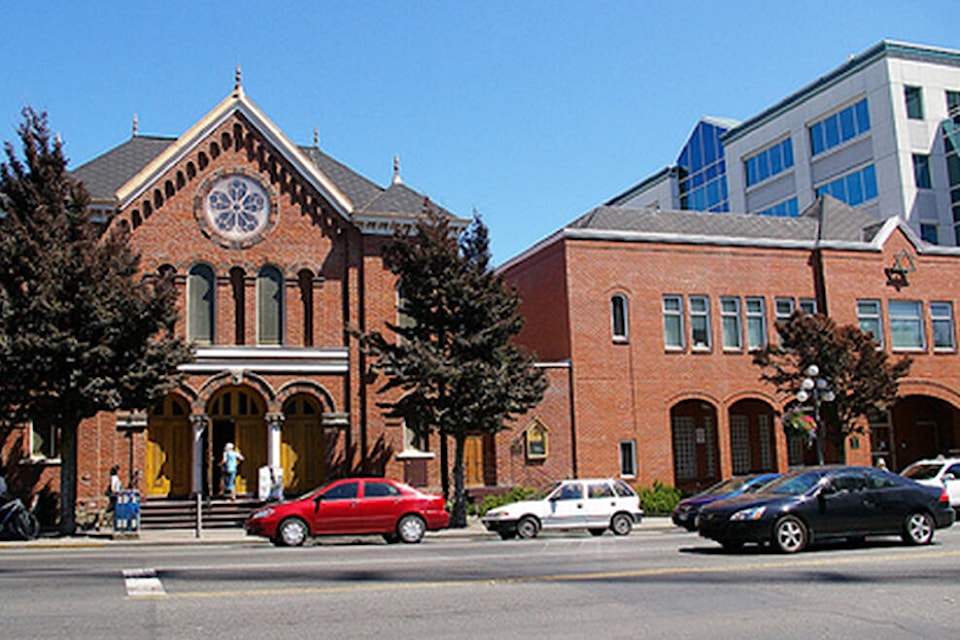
top-left (2, 526), bottom-right (959, 639)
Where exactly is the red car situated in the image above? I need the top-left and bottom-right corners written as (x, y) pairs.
top-left (245, 477), bottom-right (450, 546)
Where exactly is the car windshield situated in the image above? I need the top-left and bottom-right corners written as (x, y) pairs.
top-left (902, 463), bottom-right (943, 481)
top-left (758, 471), bottom-right (824, 496)
top-left (700, 477), bottom-right (743, 497)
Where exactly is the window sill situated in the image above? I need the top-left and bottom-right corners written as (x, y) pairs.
top-left (18, 456), bottom-right (61, 467)
top-left (612, 337), bottom-right (629, 345)
top-left (396, 450), bottom-right (435, 461)
top-left (745, 167), bottom-right (795, 193)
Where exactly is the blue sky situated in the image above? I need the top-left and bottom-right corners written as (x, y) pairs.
top-left (1, 1), bottom-right (955, 263)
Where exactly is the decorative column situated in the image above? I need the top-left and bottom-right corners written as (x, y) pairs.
top-left (189, 414), bottom-right (209, 496)
top-left (266, 411), bottom-right (285, 469)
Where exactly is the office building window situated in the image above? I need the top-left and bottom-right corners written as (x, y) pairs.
top-left (943, 108), bottom-right (960, 244)
top-left (905, 85), bottom-right (924, 120)
top-left (758, 197), bottom-right (799, 218)
top-left (745, 297), bottom-right (767, 350)
top-left (745, 138), bottom-right (794, 187)
top-left (187, 263), bottom-right (215, 344)
top-left (689, 295), bottom-right (711, 349)
top-left (663, 295), bottom-right (684, 349)
top-left (920, 224), bottom-right (939, 244)
top-left (815, 164), bottom-right (878, 206)
top-left (619, 440), bottom-right (637, 477)
top-left (677, 120), bottom-right (731, 213)
top-left (720, 297), bottom-right (742, 350)
top-left (809, 98), bottom-right (870, 156)
top-left (948, 90), bottom-right (960, 122)
top-left (913, 154), bottom-right (932, 189)
top-left (856, 299), bottom-right (883, 347)
top-left (889, 300), bottom-right (924, 350)
top-left (931, 302), bottom-right (956, 351)
top-left (611, 294), bottom-right (628, 341)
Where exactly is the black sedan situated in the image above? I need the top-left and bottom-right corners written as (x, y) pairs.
top-left (697, 466), bottom-right (955, 553)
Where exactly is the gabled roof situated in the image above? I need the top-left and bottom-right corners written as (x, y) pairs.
top-left (72, 136), bottom-right (175, 203)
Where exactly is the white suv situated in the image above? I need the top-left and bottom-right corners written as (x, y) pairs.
top-left (901, 456), bottom-right (960, 507)
top-left (481, 478), bottom-right (643, 540)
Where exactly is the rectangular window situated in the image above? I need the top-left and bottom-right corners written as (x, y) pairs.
top-left (759, 197), bottom-right (799, 218)
top-left (799, 298), bottom-right (817, 315)
top-left (913, 154), bottom-right (932, 189)
top-left (619, 440), bottom-right (637, 477)
top-left (948, 90), bottom-right (960, 121)
top-left (775, 297), bottom-right (795, 323)
top-left (611, 294), bottom-right (628, 341)
top-left (31, 417), bottom-right (60, 460)
top-left (920, 223), bottom-right (939, 244)
top-left (809, 98), bottom-right (871, 156)
top-left (889, 300), bottom-right (925, 350)
top-left (720, 297), bottom-right (742, 350)
top-left (663, 295), bottom-right (684, 349)
top-left (856, 299), bottom-right (883, 347)
top-left (745, 138), bottom-right (795, 187)
top-left (905, 85), bottom-right (924, 120)
top-left (689, 295), bottom-right (711, 349)
top-left (815, 164), bottom-right (878, 206)
top-left (745, 297), bottom-right (767, 350)
top-left (931, 302), bottom-right (956, 350)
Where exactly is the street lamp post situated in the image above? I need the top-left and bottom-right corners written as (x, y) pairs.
top-left (796, 364), bottom-right (835, 465)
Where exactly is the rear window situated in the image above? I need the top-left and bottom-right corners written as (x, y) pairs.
top-left (614, 480), bottom-right (637, 497)
top-left (903, 463), bottom-right (942, 481)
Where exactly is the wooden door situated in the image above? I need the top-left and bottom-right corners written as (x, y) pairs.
top-left (464, 435), bottom-right (484, 487)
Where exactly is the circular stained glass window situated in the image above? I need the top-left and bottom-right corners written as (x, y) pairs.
top-left (203, 174), bottom-right (271, 242)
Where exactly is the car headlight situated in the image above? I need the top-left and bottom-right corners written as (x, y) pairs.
top-left (486, 511), bottom-right (505, 519)
top-left (250, 508), bottom-right (275, 520)
top-left (730, 506), bottom-right (766, 521)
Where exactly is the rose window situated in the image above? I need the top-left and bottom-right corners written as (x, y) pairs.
top-left (203, 174), bottom-right (271, 242)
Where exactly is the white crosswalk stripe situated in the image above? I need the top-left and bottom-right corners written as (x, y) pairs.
top-left (123, 568), bottom-right (166, 598)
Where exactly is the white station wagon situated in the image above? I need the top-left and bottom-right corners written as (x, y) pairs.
top-left (481, 478), bottom-right (644, 540)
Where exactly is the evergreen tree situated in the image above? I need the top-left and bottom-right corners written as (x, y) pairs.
top-left (356, 205), bottom-right (546, 527)
top-left (0, 108), bottom-right (193, 534)
top-left (753, 312), bottom-right (911, 462)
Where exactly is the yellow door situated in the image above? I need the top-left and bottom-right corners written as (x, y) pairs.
top-left (234, 417), bottom-right (267, 496)
top-left (281, 395), bottom-right (326, 494)
top-left (145, 396), bottom-right (192, 497)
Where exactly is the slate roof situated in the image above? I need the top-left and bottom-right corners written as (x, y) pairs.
top-left (567, 195), bottom-right (880, 244)
top-left (70, 135), bottom-right (445, 219)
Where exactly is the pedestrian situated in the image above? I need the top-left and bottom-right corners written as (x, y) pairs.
top-left (220, 443), bottom-right (244, 500)
top-left (104, 465), bottom-right (123, 527)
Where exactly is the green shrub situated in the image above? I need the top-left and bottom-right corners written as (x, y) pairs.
top-left (471, 486), bottom-right (537, 517)
top-left (636, 481), bottom-right (683, 516)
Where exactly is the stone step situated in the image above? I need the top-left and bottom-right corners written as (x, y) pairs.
top-left (139, 498), bottom-right (263, 530)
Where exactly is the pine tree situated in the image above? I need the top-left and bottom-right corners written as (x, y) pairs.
top-left (356, 204), bottom-right (546, 527)
top-left (0, 108), bottom-right (193, 534)
top-left (753, 312), bottom-right (911, 463)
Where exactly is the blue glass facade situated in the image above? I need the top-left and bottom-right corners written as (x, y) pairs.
top-left (677, 120), bottom-right (730, 212)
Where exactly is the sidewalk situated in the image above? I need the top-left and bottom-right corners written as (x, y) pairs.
top-left (1, 516), bottom-right (676, 549)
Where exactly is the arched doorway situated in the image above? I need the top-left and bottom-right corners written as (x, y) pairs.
top-left (281, 394), bottom-right (326, 494)
top-left (145, 395), bottom-right (192, 498)
top-left (206, 386), bottom-right (267, 497)
top-left (671, 400), bottom-right (720, 492)
top-left (728, 399), bottom-right (778, 474)
top-left (890, 395), bottom-right (960, 471)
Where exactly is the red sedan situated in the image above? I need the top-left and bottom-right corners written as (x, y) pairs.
top-left (245, 477), bottom-right (450, 546)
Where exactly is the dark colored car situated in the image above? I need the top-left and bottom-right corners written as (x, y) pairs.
top-left (244, 477), bottom-right (450, 546)
top-left (672, 473), bottom-right (780, 531)
top-left (697, 466), bottom-right (955, 553)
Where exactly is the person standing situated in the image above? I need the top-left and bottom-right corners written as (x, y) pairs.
top-left (220, 443), bottom-right (244, 500)
top-left (104, 465), bottom-right (123, 527)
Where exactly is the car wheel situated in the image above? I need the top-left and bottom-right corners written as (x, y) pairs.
top-left (902, 511), bottom-right (934, 545)
top-left (516, 516), bottom-right (540, 539)
top-left (499, 530), bottom-right (517, 540)
top-left (773, 515), bottom-right (807, 553)
top-left (383, 532), bottom-right (400, 544)
top-left (610, 513), bottom-right (632, 536)
top-left (275, 517), bottom-right (308, 547)
top-left (398, 514), bottom-right (426, 544)
top-left (588, 528), bottom-right (606, 536)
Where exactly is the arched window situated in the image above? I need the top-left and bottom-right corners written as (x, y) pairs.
top-left (257, 265), bottom-right (284, 345)
top-left (611, 294), bottom-right (629, 341)
top-left (187, 264), bottom-right (215, 344)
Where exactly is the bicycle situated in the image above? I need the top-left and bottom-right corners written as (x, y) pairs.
top-left (0, 495), bottom-right (40, 541)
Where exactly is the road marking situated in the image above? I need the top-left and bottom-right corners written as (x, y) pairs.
top-left (154, 547), bottom-right (960, 601)
top-left (123, 568), bottom-right (166, 598)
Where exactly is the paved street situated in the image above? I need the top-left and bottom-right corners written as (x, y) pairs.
top-left (2, 520), bottom-right (958, 639)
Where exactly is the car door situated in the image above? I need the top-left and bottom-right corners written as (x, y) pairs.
top-left (545, 481), bottom-right (586, 529)
top-left (359, 480), bottom-right (405, 533)
top-left (583, 481), bottom-right (618, 527)
top-left (815, 471), bottom-right (873, 536)
top-left (313, 480), bottom-right (360, 534)
top-left (944, 464), bottom-right (960, 507)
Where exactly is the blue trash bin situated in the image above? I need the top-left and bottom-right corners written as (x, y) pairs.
top-left (114, 490), bottom-right (140, 533)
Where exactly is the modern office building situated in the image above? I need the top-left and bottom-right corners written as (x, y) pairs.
top-left (609, 41), bottom-right (960, 245)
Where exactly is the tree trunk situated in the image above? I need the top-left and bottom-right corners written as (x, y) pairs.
top-left (440, 433), bottom-right (449, 502)
top-left (58, 420), bottom-right (79, 536)
top-left (451, 434), bottom-right (467, 528)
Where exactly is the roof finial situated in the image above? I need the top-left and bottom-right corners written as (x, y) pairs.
top-left (132, 114), bottom-right (138, 138)
top-left (392, 154), bottom-right (403, 185)
top-left (234, 65), bottom-right (243, 94)
top-left (313, 127), bottom-right (319, 148)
